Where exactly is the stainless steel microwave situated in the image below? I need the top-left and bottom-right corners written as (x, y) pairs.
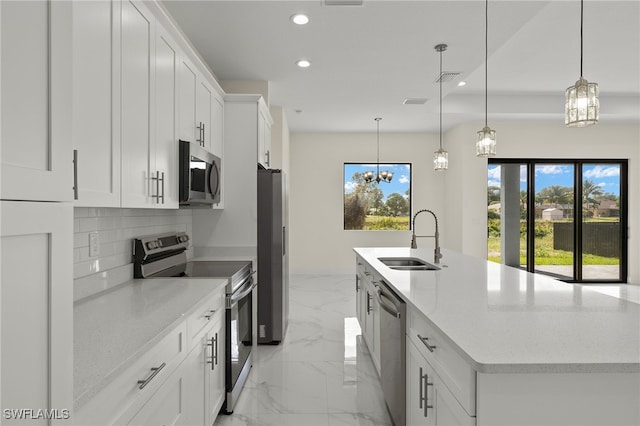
top-left (179, 140), bottom-right (221, 207)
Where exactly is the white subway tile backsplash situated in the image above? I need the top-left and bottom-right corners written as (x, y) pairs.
top-left (73, 208), bottom-right (193, 297)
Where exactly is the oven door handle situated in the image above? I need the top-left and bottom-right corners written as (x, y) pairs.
top-left (227, 279), bottom-right (257, 309)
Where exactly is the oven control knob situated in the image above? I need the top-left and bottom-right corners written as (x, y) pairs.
top-left (146, 241), bottom-right (157, 250)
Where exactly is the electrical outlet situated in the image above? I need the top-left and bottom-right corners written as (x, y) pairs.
top-left (89, 232), bottom-right (100, 258)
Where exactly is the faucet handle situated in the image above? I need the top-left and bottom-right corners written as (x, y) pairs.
top-left (410, 235), bottom-right (417, 249)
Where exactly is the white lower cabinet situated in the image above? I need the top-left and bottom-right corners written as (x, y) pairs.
top-left (122, 365), bottom-right (187, 426)
top-left (184, 290), bottom-right (225, 426)
top-left (0, 201), bottom-right (73, 424)
top-left (407, 338), bottom-right (475, 426)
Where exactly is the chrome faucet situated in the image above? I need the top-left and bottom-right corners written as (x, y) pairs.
top-left (411, 209), bottom-right (442, 264)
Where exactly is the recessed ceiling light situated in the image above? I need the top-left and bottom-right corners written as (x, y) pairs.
top-left (291, 14), bottom-right (310, 25)
top-left (296, 59), bottom-right (311, 68)
top-left (457, 81), bottom-right (467, 87)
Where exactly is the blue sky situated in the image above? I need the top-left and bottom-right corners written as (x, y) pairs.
top-left (487, 164), bottom-right (620, 196)
top-left (344, 163), bottom-right (411, 200)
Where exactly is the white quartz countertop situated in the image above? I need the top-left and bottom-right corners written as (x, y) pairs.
top-left (354, 247), bottom-right (640, 374)
top-left (73, 277), bottom-right (227, 410)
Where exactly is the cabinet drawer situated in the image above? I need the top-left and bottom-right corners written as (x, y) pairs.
top-left (187, 285), bottom-right (225, 350)
top-left (75, 322), bottom-right (187, 425)
top-left (409, 310), bottom-right (476, 416)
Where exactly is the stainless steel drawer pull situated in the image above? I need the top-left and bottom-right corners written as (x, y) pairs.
top-left (137, 362), bottom-right (166, 389)
top-left (366, 292), bottom-right (372, 314)
top-left (417, 334), bottom-right (437, 352)
top-left (204, 309), bottom-right (216, 320)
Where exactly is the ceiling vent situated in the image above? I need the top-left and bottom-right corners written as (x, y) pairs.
top-left (323, 0), bottom-right (364, 6)
top-left (403, 98), bottom-right (428, 105)
top-left (434, 71), bottom-right (462, 83)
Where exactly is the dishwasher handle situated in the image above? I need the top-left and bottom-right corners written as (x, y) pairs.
top-left (377, 289), bottom-right (402, 319)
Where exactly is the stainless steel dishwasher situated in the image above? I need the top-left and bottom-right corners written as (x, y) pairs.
top-left (376, 279), bottom-right (406, 426)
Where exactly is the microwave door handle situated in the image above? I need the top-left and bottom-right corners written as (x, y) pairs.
top-left (209, 162), bottom-right (220, 199)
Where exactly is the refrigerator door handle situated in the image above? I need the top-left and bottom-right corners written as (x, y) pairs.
top-left (282, 226), bottom-right (286, 256)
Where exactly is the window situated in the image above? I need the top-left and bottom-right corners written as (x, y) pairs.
top-left (343, 163), bottom-right (412, 230)
top-left (487, 159), bottom-right (627, 283)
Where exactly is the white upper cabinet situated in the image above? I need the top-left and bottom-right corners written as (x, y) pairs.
top-left (179, 58), bottom-right (198, 144)
top-left (153, 24), bottom-right (179, 208)
top-left (120, 0), bottom-right (179, 209)
top-left (180, 56), bottom-right (224, 158)
top-left (72, 0), bottom-right (121, 207)
top-left (257, 108), bottom-right (273, 168)
top-left (120, 0), bottom-right (155, 208)
top-left (1, 0), bottom-right (72, 202)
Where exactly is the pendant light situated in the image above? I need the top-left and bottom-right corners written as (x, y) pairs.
top-left (565, 0), bottom-right (599, 127)
top-left (476, 0), bottom-right (496, 157)
top-left (433, 43), bottom-right (449, 171)
top-left (364, 118), bottom-right (393, 184)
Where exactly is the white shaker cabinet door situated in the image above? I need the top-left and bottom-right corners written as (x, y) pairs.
top-left (1, 0), bottom-right (72, 202)
top-left (196, 78), bottom-right (213, 152)
top-left (1, 201), bottom-right (73, 424)
top-left (120, 0), bottom-right (155, 208)
top-left (153, 25), bottom-right (179, 209)
top-left (207, 324), bottom-right (225, 424)
top-left (72, 0), bottom-right (121, 207)
top-left (178, 58), bottom-right (198, 144)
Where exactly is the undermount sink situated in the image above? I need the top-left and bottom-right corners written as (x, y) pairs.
top-left (377, 257), bottom-right (440, 271)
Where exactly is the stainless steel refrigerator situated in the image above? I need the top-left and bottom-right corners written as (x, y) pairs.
top-left (257, 166), bottom-right (289, 344)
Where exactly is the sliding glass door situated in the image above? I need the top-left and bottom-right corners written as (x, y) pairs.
top-left (487, 159), bottom-right (627, 283)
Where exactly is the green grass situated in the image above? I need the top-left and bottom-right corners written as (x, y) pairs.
top-left (363, 215), bottom-right (409, 230)
top-left (488, 219), bottom-right (620, 265)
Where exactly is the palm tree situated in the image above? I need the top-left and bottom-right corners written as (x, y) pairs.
top-left (583, 179), bottom-right (604, 217)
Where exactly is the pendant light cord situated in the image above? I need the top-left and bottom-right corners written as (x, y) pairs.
top-left (439, 48), bottom-right (443, 150)
top-left (580, 0), bottom-right (584, 77)
top-left (484, 0), bottom-right (488, 127)
top-left (375, 118), bottom-right (380, 175)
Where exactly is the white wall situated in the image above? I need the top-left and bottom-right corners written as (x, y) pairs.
top-left (444, 120), bottom-right (640, 283)
top-left (289, 132), bottom-right (445, 274)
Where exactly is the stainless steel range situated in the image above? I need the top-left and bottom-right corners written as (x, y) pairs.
top-left (133, 232), bottom-right (255, 414)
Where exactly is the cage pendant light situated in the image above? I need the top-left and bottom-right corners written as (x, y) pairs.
top-left (434, 44), bottom-right (449, 171)
top-left (565, 0), bottom-right (599, 127)
top-left (364, 118), bottom-right (393, 184)
top-left (476, 0), bottom-right (497, 157)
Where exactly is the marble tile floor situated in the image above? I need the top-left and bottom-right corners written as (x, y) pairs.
top-left (215, 274), bottom-right (393, 426)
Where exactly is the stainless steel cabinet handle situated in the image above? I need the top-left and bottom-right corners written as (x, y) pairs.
top-left (417, 334), bottom-right (437, 352)
top-left (206, 333), bottom-right (218, 370)
top-left (419, 367), bottom-right (425, 409)
top-left (265, 150), bottom-right (270, 166)
top-left (423, 370), bottom-right (434, 417)
top-left (151, 171), bottom-right (159, 203)
top-left (160, 171), bottom-right (165, 204)
top-left (137, 362), bottom-right (166, 389)
top-left (202, 123), bottom-right (205, 146)
top-left (204, 309), bottom-right (216, 320)
top-left (364, 271), bottom-right (371, 276)
top-left (73, 150), bottom-right (79, 200)
top-left (366, 292), bottom-right (372, 314)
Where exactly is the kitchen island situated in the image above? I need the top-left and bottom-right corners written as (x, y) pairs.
top-left (354, 247), bottom-right (639, 426)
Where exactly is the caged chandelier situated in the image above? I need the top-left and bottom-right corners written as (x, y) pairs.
top-left (476, 0), bottom-right (496, 157)
top-left (364, 117), bottom-right (393, 184)
top-left (433, 43), bottom-right (449, 171)
top-left (565, 0), bottom-right (599, 127)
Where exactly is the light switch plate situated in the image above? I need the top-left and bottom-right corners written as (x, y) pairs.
top-left (89, 232), bottom-right (100, 258)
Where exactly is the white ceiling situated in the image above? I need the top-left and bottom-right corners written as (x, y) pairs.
top-left (161, 0), bottom-right (640, 133)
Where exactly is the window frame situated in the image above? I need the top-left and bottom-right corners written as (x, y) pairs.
top-left (488, 158), bottom-right (628, 283)
top-left (342, 162), bottom-right (413, 231)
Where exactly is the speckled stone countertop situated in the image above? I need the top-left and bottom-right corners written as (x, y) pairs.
top-left (354, 247), bottom-right (640, 374)
top-left (73, 277), bottom-right (226, 410)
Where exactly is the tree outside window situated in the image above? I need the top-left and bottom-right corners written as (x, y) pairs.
top-left (343, 164), bottom-right (411, 230)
